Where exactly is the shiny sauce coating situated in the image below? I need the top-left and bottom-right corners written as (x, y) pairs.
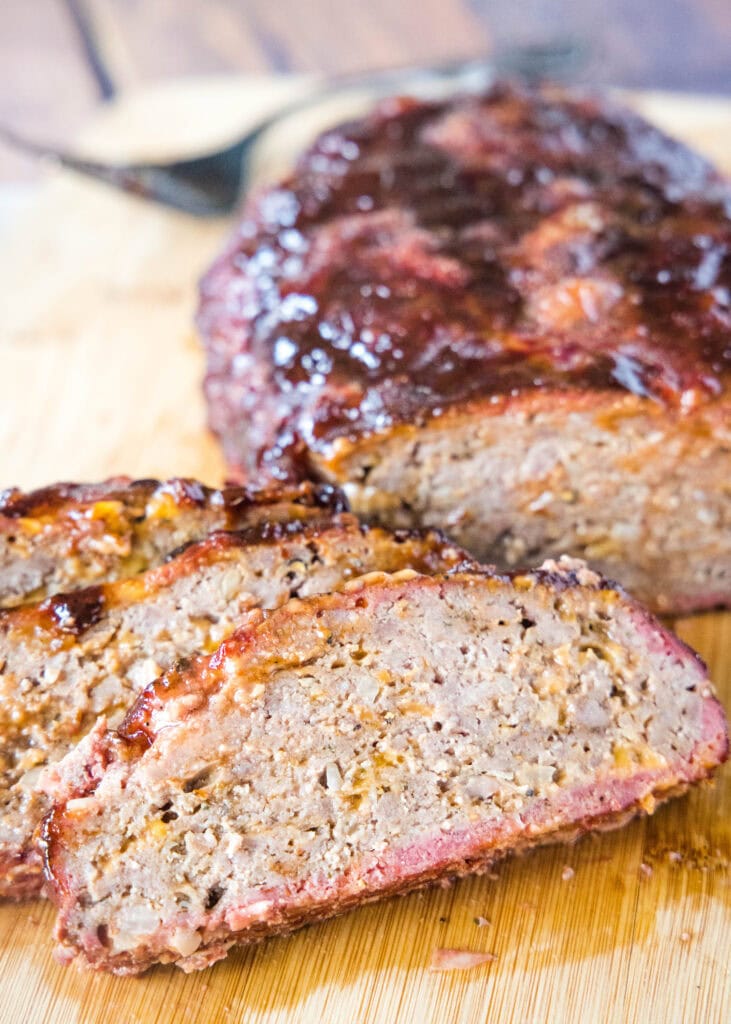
top-left (200, 82), bottom-right (731, 477)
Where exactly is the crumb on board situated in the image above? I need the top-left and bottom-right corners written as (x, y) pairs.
top-left (429, 948), bottom-right (498, 972)
top-left (561, 865), bottom-right (575, 881)
top-left (473, 916), bottom-right (491, 928)
top-left (639, 862), bottom-right (653, 879)
top-left (644, 841), bottom-right (728, 872)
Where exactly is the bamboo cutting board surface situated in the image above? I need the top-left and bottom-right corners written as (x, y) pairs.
top-left (0, 78), bottom-right (729, 1024)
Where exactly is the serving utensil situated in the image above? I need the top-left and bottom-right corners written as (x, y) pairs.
top-left (0, 40), bottom-right (585, 216)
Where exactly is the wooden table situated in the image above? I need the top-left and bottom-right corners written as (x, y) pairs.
top-left (2, 0), bottom-right (731, 181)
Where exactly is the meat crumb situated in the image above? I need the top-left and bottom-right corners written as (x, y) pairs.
top-left (429, 947), bottom-right (498, 972)
top-left (561, 865), bottom-right (575, 881)
top-left (473, 916), bottom-right (491, 928)
top-left (680, 931), bottom-right (692, 943)
top-left (639, 862), bottom-right (653, 879)
top-left (668, 851), bottom-right (683, 864)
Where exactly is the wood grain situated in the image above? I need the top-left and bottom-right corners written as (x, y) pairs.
top-left (0, 77), bottom-right (729, 1024)
top-left (64, 0), bottom-right (731, 90)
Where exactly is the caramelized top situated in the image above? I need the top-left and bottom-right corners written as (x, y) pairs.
top-left (0, 477), bottom-right (345, 521)
top-left (201, 81), bottom-right (731, 477)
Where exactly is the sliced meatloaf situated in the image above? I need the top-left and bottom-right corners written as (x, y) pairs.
top-left (198, 81), bottom-right (731, 613)
top-left (0, 477), bottom-right (344, 609)
top-left (43, 560), bottom-right (728, 974)
top-left (0, 514), bottom-right (465, 899)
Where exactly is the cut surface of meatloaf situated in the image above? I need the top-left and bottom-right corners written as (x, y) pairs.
top-left (198, 81), bottom-right (731, 613)
top-left (43, 560), bottom-right (728, 974)
top-left (0, 477), bottom-right (345, 610)
top-left (0, 514), bottom-right (466, 900)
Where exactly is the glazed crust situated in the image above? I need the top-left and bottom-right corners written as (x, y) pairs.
top-left (197, 82), bottom-right (731, 614)
top-left (0, 477), bottom-right (343, 521)
top-left (1, 514), bottom-right (467, 899)
top-left (198, 81), bottom-right (731, 482)
top-left (42, 564), bottom-right (728, 974)
top-left (0, 477), bottom-right (346, 609)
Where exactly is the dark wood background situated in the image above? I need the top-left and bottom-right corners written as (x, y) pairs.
top-left (2, 0), bottom-right (731, 180)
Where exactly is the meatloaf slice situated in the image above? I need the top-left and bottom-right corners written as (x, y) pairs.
top-left (0, 514), bottom-right (465, 899)
top-left (0, 477), bottom-right (344, 609)
top-left (198, 81), bottom-right (731, 613)
top-left (43, 560), bottom-right (728, 974)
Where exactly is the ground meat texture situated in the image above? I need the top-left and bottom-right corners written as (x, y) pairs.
top-left (197, 81), bottom-right (731, 614)
top-left (0, 514), bottom-right (466, 899)
top-left (0, 477), bottom-right (346, 609)
top-left (42, 561), bottom-right (728, 974)
top-left (330, 396), bottom-right (730, 614)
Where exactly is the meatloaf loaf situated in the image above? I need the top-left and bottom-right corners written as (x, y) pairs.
top-left (43, 560), bottom-right (728, 974)
top-left (1, 513), bottom-right (465, 899)
top-left (198, 81), bottom-right (731, 614)
top-left (0, 477), bottom-right (344, 609)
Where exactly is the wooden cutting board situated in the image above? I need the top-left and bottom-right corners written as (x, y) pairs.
top-left (0, 77), bottom-right (729, 1024)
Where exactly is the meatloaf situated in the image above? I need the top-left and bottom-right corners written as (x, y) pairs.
top-left (43, 560), bottom-right (728, 974)
top-left (198, 81), bottom-right (731, 614)
top-left (0, 476), bottom-right (344, 609)
top-left (1, 513), bottom-right (465, 899)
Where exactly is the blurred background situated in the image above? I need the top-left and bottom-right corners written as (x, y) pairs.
top-left (2, 0), bottom-right (731, 186)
